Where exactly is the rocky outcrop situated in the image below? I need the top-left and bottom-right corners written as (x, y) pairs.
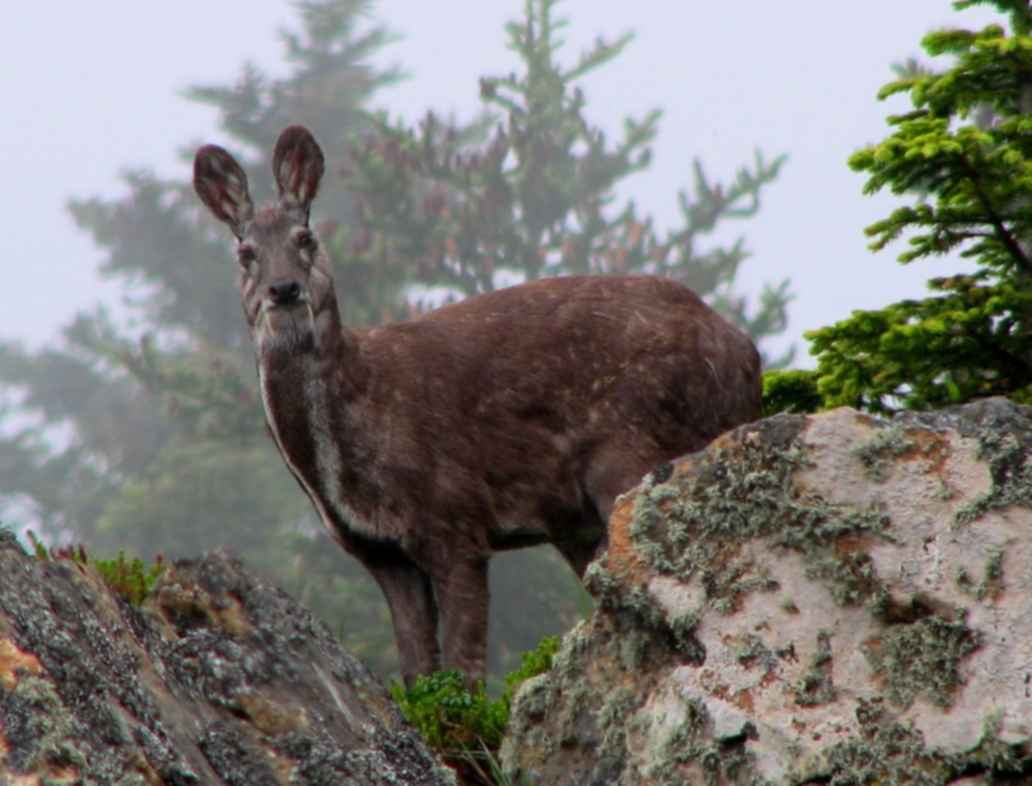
top-left (502, 398), bottom-right (1032, 785)
top-left (0, 543), bottom-right (453, 785)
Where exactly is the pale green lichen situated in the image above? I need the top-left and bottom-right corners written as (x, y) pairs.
top-left (956, 548), bottom-right (1005, 601)
top-left (651, 698), bottom-right (762, 786)
top-left (732, 633), bottom-right (774, 670)
top-left (627, 415), bottom-right (892, 617)
top-left (553, 681), bottom-right (590, 748)
top-left (852, 426), bottom-right (918, 482)
top-left (935, 476), bottom-right (955, 501)
top-left (595, 687), bottom-right (639, 779)
top-left (804, 551), bottom-right (886, 608)
top-left (618, 630), bottom-right (648, 671)
top-left (710, 571), bottom-right (781, 616)
top-left (810, 699), bottom-right (1031, 786)
top-left (968, 711), bottom-right (1027, 776)
top-left (584, 562), bottom-right (703, 661)
top-left (956, 421), bottom-right (1032, 524)
top-left (815, 699), bottom-right (944, 786)
top-left (793, 630), bottom-right (836, 707)
top-left (4, 675), bottom-right (89, 779)
top-left (864, 614), bottom-right (981, 709)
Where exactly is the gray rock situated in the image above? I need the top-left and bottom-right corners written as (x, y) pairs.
top-left (0, 543), bottom-right (453, 785)
top-left (502, 398), bottom-right (1032, 785)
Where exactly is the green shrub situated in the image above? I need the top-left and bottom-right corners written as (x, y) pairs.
top-left (25, 530), bottom-right (165, 607)
top-left (392, 635), bottom-right (559, 782)
top-left (392, 670), bottom-right (509, 751)
top-left (90, 552), bottom-right (166, 606)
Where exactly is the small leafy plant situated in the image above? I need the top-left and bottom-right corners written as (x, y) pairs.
top-left (392, 670), bottom-right (509, 751)
top-left (25, 530), bottom-right (165, 606)
top-left (91, 552), bottom-right (166, 606)
top-left (392, 635), bottom-right (560, 784)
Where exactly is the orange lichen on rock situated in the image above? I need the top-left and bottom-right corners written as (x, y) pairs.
top-left (236, 692), bottom-right (308, 737)
top-left (0, 638), bottom-right (42, 691)
top-left (150, 575), bottom-right (254, 638)
top-left (604, 491), bottom-right (645, 582)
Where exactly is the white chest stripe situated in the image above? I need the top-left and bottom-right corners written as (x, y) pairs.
top-left (258, 361), bottom-right (374, 540)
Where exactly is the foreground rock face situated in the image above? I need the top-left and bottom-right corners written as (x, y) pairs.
top-left (0, 545), bottom-right (452, 785)
top-left (502, 398), bottom-right (1032, 785)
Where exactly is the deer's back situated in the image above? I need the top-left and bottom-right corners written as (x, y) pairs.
top-left (347, 276), bottom-right (759, 547)
top-left (420, 275), bottom-right (759, 437)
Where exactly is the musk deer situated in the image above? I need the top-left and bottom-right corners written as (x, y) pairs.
top-left (193, 125), bottom-right (762, 683)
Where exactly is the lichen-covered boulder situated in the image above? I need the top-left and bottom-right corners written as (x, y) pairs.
top-left (0, 543), bottom-right (453, 785)
top-left (501, 398), bottom-right (1032, 785)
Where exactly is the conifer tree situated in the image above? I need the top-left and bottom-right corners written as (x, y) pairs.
top-left (1, 0), bottom-right (405, 668)
top-left (0, 0), bottom-right (791, 676)
top-left (340, 0), bottom-right (793, 363)
top-left (806, 0), bottom-right (1032, 413)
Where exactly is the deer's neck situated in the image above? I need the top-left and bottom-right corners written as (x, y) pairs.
top-left (255, 299), bottom-right (374, 541)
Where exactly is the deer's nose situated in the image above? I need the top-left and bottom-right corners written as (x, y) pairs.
top-left (269, 279), bottom-right (301, 306)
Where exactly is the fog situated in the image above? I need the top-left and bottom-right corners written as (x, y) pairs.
top-left (4, 1), bottom-right (994, 360)
top-left (1, 0), bottom-right (1007, 679)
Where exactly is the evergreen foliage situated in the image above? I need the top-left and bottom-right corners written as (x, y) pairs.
top-left (761, 368), bottom-right (823, 417)
top-left (807, 0), bottom-right (1032, 413)
top-left (341, 0), bottom-right (793, 365)
top-left (1, 0), bottom-right (790, 677)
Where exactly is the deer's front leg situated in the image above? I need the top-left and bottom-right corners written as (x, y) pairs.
top-left (433, 555), bottom-right (489, 684)
top-left (363, 553), bottom-right (441, 685)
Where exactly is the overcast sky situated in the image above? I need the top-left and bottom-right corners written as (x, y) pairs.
top-left (4, 1), bottom-right (998, 365)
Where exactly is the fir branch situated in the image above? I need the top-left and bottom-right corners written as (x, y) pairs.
top-left (958, 153), bottom-right (1032, 275)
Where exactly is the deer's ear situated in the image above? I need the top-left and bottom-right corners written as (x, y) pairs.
top-left (272, 125), bottom-right (324, 218)
top-left (194, 145), bottom-right (254, 238)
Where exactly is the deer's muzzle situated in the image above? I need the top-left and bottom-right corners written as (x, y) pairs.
top-left (268, 279), bottom-right (302, 307)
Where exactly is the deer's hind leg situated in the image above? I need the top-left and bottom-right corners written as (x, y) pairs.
top-left (432, 555), bottom-right (489, 685)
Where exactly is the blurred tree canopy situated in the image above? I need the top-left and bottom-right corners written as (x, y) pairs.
top-left (795, 0), bottom-right (1032, 414)
top-left (0, 0), bottom-right (791, 677)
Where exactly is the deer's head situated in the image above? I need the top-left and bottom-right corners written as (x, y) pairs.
top-left (194, 126), bottom-right (337, 356)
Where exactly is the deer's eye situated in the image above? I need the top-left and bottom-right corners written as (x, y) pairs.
top-left (295, 229), bottom-right (315, 250)
top-left (238, 245), bottom-right (257, 267)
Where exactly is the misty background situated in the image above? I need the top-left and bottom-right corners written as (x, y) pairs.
top-left (0, 0), bottom-right (1000, 680)
top-left (7, 1), bottom-right (991, 357)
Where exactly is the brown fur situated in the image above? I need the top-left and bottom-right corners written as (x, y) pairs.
top-left (194, 126), bottom-right (762, 683)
